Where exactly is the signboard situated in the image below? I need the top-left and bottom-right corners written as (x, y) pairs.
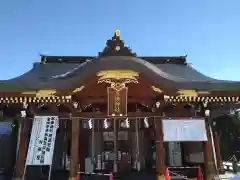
top-left (26, 116), bottom-right (59, 165)
top-left (168, 142), bottom-right (182, 166)
top-left (162, 119), bottom-right (208, 142)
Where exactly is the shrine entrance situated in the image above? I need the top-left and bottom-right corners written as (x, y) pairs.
top-left (83, 117), bottom-right (155, 176)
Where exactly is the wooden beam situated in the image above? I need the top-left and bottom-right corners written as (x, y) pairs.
top-left (155, 118), bottom-right (165, 180)
top-left (214, 132), bottom-right (224, 173)
top-left (69, 116), bottom-right (80, 179)
top-left (14, 118), bottom-right (32, 179)
top-left (204, 122), bottom-right (216, 180)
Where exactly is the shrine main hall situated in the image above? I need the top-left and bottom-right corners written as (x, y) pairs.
top-left (0, 30), bottom-right (240, 180)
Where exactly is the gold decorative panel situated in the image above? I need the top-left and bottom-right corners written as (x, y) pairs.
top-left (107, 87), bottom-right (128, 116)
top-left (72, 86), bottom-right (85, 93)
top-left (152, 86), bottom-right (163, 93)
top-left (97, 70), bottom-right (139, 90)
top-left (22, 89), bottom-right (56, 97)
top-left (177, 89), bottom-right (198, 97)
top-left (98, 70), bottom-right (138, 116)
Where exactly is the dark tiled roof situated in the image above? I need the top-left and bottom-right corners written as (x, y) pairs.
top-left (40, 55), bottom-right (187, 65)
top-left (1, 56), bottom-right (240, 92)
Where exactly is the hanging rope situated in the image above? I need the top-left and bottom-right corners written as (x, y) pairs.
top-left (28, 115), bottom-right (173, 120)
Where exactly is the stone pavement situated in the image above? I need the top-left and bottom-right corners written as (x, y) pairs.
top-left (0, 170), bottom-right (156, 180)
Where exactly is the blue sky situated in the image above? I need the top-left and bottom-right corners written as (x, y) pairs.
top-left (0, 0), bottom-right (240, 80)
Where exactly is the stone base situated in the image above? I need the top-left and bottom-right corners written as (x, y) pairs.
top-left (218, 168), bottom-right (225, 174)
top-left (206, 173), bottom-right (215, 180)
top-left (68, 177), bottom-right (76, 180)
top-left (157, 175), bottom-right (165, 180)
top-left (13, 178), bottom-right (22, 180)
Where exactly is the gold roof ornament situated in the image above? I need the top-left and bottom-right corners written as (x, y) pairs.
top-left (115, 30), bottom-right (120, 37)
top-left (115, 46), bottom-right (121, 51)
top-left (36, 90), bottom-right (56, 97)
top-left (72, 86), bottom-right (85, 93)
top-left (177, 89), bottom-right (198, 97)
top-left (22, 89), bottom-right (56, 97)
top-left (151, 86), bottom-right (163, 93)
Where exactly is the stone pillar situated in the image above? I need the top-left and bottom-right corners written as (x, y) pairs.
top-left (214, 132), bottom-right (224, 173)
top-left (14, 118), bottom-right (31, 180)
top-left (69, 117), bottom-right (80, 180)
top-left (155, 118), bottom-right (165, 180)
top-left (204, 122), bottom-right (216, 180)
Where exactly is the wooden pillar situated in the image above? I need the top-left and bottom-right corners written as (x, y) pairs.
top-left (14, 118), bottom-right (31, 180)
top-left (214, 132), bottom-right (224, 173)
top-left (99, 119), bottom-right (104, 171)
top-left (69, 117), bottom-right (80, 180)
top-left (155, 118), bottom-right (165, 180)
top-left (114, 118), bottom-right (119, 173)
top-left (204, 122), bottom-right (216, 180)
top-left (127, 119), bottom-right (133, 173)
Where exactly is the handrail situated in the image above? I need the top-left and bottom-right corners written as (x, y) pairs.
top-left (223, 155), bottom-right (237, 165)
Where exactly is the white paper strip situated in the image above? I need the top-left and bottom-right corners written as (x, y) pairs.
top-left (162, 119), bottom-right (208, 142)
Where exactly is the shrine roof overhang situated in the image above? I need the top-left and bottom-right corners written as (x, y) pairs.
top-left (0, 56), bottom-right (240, 93)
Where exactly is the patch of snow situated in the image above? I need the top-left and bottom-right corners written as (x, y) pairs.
top-left (217, 172), bottom-right (240, 180)
top-left (49, 58), bottom-right (96, 79)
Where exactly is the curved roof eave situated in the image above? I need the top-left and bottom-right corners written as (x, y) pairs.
top-left (1, 56), bottom-right (240, 92)
top-left (35, 56), bottom-right (188, 90)
top-left (49, 56), bottom-right (240, 91)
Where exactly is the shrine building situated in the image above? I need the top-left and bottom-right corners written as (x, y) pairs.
top-left (0, 30), bottom-right (240, 180)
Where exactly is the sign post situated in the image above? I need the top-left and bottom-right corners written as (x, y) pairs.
top-left (23, 116), bottom-right (59, 180)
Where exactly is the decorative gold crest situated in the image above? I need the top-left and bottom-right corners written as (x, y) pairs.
top-left (22, 89), bottom-right (56, 97)
top-left (177, 89), bottom-right (198, 97)
top-left (151, 86), bottom-right (163, 93)
top-left (98, 70), bottom-right (138, 116)
top-left (72, 86), bottom-right (85, 93)
top-left (97, 70), bottom-right (139, 91)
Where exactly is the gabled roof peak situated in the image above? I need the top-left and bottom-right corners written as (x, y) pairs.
top-left (98, 30), bottom-right (137, 57)
top-left (40, 30), bottom-right (187, 65)
top-left (40, 55), bottom-right (187, 65)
